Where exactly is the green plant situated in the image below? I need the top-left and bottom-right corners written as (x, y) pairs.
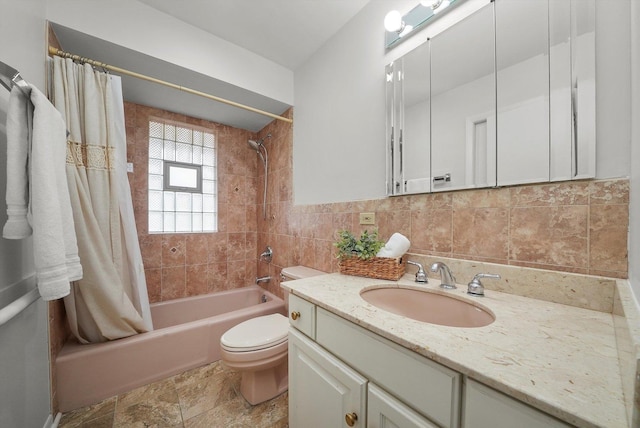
top-left (334, 229), bottom-right (385, 260)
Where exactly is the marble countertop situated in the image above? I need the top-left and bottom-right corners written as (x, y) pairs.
top-left (282, 273), bottom-right (627, 428)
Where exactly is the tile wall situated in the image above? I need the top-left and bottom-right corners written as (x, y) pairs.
top-left (124, 102), bottom-right (262, 303)
top-left (124, 103), bottom-right (629, 302)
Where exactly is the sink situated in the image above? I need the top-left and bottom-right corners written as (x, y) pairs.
top-left (360, 287), bottom-right (495, 328)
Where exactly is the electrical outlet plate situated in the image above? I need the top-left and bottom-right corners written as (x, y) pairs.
top-left (359, 212), bottom-right (375, 225)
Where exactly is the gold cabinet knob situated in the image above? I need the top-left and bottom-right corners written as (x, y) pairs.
top-left (345, 412), bottom-right (358, 427)
top-left (290, 311), bottom-right (301, 320)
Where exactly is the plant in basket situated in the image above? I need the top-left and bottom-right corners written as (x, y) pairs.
top-left (334, 230), bottom-right (407, 280)
top-left (334, 229), bottom-right (385, 260)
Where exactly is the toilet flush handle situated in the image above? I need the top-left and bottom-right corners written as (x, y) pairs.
top-left (291, 311), bottom-right (301, 320)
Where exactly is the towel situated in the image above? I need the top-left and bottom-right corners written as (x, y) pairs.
top-left (3, 85), bottom-right (83, 300)
top-left (2, 87), bottom-right (32, 238)
top-left (376, 232), bottom-right (411, 258)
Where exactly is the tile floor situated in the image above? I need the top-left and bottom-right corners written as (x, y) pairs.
top-left (58, 361), bottom-right (288, 427)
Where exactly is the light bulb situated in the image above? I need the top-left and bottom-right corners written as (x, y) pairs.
top-left (384, 10), bottom-right (404, 33)
top-left (433, 0), bottom-right (451, 14)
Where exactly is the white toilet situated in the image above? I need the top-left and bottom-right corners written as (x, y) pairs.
top-left (220, 266), bottom-right (324, 405)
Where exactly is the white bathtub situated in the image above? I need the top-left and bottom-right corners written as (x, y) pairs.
top-left (56, 285), bottom-right (285, 412)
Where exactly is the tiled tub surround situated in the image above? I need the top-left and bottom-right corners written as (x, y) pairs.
top-left (124, 102), bottom-right (264, 303)
top-left (282, 268), bottom-right (640, 428)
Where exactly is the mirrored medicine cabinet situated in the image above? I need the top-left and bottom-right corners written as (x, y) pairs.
top-left (386, 0), bottom-right (595, 196)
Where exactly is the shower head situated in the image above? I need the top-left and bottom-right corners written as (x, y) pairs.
top-left (247, 139), bottom-right (262, 151)
top-left (247, 133), bottom-right (271, 152)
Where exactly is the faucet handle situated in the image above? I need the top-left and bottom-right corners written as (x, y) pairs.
top-left (406, 260), bottom-right (428, 283)
top-left (467, 273), bottom-right (501, 297)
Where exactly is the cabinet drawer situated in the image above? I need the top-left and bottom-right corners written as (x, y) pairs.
top-left (316, 308), bottom-right (461, 428)
top-left (288, 294), bottom-right (316, 339)
top-left (463, 379), bottom-right (570, 428)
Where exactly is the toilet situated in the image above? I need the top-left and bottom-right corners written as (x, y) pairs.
top-left (220, 266), bottom-right (324, 405)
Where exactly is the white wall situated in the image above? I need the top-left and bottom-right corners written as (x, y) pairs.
top-left (0, 0), bottom-right (52, 426)
top-left (629, 0), bottom-right (640, 302)
top-left (46, 0), bottom-right (294, 106)
top-left (595, 0), bottom-right (631, 179)
top-left (294, 0), bottom-right (632, 205)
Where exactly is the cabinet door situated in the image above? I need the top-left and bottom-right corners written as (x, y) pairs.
top-left (288, 328), bottom-right (367, 428)
top-left (463, 379), bottom-right (571, 428)
top-left (368, 383), bottom-right (439, 428)
top-left (316, 308), bottom-right (460, 428)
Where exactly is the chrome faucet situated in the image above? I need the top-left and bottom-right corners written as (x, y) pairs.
top-left (430, 262), bottom-right (456, 289)
top-left (467, 273), bottom-right (500, 297)
top-left (256, 276), bottom-right (271, 284)
top-left (406, 261), bottom-right (428, 283)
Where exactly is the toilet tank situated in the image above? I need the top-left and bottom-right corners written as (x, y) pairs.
top-left (280, 266), bottom-right (325, 309)
top-left (281, 266), bottom-right (325, 281)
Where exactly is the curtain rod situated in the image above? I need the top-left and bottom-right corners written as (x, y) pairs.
top-left (48, 46), bottom-right (293, 124)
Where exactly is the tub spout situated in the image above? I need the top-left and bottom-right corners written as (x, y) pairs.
top-left (256, 276), bottom-right (271, 284)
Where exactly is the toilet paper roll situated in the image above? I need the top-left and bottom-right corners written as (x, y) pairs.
top-left (376, 233), bottom-right (410, 258)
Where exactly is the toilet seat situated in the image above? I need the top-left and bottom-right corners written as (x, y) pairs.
top-left (221, 313), bottom-right (288, 352)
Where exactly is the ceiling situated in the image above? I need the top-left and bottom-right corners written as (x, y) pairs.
top-left (51, 0), bottom-right (370, 132)
top-left (137, 0), bottom-right (370, 70)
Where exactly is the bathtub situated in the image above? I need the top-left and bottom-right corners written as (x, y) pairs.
top-left (55, 285), bottom-right (286, 412)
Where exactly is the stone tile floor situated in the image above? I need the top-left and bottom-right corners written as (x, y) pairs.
top-left (58, 361), bottom-right (288, 427)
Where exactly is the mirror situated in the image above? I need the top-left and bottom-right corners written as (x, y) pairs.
top-left (387, 42), bottom-right (431, 195)
top-left (495, 0), bottom-right (549, 186)
top-left (386, 0), bottom-right (596, 196)
top-left (430, 2), bottom-right (495, 192)
top-left (549, 0), bottom-right (572, 181)
top-left (571, 0), bottom-right (596, 179)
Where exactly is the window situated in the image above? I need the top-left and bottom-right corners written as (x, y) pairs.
top-left (148, 120), bottom-right (217, 233)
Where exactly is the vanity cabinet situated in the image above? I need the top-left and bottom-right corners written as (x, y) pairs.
top-left (462, 378), bottom-right (570, 428)
top-left (288, 294), bottom-right (574, 428)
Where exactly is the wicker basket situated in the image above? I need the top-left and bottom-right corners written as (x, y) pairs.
top-left (338, 255), bottom-right (407, 281)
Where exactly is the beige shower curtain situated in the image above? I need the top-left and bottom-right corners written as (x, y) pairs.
top-left (51, 57), bottom-right (152, 343)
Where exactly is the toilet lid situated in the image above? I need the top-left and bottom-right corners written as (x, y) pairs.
top-left (221, 313), bottom-right (288, 351)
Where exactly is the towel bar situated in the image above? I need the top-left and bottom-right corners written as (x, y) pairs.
top-left (0, 280), bottom-right (40, 327)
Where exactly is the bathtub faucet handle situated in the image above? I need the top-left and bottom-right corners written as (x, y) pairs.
top-left (260, 246), bottom-right (273, 263)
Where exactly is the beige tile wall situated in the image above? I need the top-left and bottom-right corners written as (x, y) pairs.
top-left (125, 102), bottom-right (261, 303)
top-left (124, 103), bottom-right (629, 302)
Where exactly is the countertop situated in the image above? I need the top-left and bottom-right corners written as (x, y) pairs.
top-left (281, 272), bottom-right (627, 428)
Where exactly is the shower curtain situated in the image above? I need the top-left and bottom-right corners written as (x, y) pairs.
top-left (51, 57), bottom-right (152, 343)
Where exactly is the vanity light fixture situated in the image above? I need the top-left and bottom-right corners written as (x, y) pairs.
top-left (385, 0), bottom-right (460, 48)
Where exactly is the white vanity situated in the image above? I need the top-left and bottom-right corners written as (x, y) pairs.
top-left (283, 271), bottom-right (631, 428)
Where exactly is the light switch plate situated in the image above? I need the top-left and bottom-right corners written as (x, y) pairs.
top-left (359, 212), bottom-right (375, 225)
